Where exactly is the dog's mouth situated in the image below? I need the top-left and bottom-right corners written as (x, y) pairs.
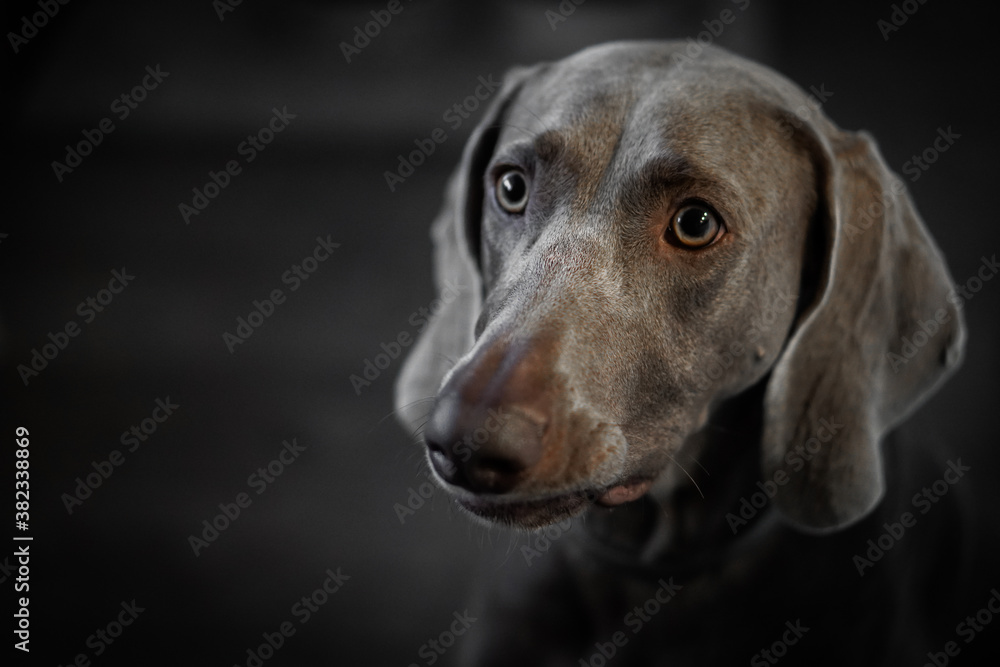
top-left (455, 477), bottom-right (655, 528)
top-left (595, 478), bottom-right (656, 507)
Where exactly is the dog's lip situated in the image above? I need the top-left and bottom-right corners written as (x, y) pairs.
top-left (595, 478), bottom-right (655, 507)
top-left (456, 490), bottom-right (591, 527)
top-left (453, 476), bottom-right (656, 525)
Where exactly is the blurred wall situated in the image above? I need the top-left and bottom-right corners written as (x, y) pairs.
top-left (3, 1), bottom-right (997, 665)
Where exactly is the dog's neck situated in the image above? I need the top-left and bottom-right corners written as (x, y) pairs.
top-left (579, 377), bottom-right (782, 572)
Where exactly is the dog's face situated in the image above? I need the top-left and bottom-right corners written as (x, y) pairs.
top-left (396, 42), bottom-right (965, 531)
top-left (448, 56), bottom-right (813, 525)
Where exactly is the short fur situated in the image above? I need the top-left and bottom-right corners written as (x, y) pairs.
top-left (396, 41), bottom-right (969, 665)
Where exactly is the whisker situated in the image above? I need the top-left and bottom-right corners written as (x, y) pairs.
top-left (369, 397), bottom-right (436, 434)
top-left (410, 417), bottom-right (431, 436)
top-left (622, 432), bottom-right (705, 500)
top-left (499, 530), bottom-right (519, 567)
top-left (687, 453), bottom-right (710, 476)
top-left (664, 451), bottom-right (705, 499)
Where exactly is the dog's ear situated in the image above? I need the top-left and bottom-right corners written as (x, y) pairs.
top-left (395, 66), bottom-right (540, 431)
top-left (762, 126), bottom-right (967, 532)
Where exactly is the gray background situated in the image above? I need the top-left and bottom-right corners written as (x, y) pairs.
top-left (3, 0), bottom-right (998, 664)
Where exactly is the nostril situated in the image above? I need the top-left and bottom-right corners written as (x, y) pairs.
top-left (425, 440), bottom-right (459, 482)
top-left (425, 437), bottom-right (531, 494)
top-left (423, 397), bottom-right (548, 494)
top-left (466, 455), bottom-right (527, 493)
top-left (466, 455), bottom-right (527, 494)
top-left (478, 455), bottom-right (525, 478)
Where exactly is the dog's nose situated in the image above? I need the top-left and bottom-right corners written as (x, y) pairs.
top-left (422, 336), bottom-right (555, 494)
top-left (424, 397), bottom-right (546, 494)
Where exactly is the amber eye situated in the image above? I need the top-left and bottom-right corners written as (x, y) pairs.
top-left (669, 204), bottom-right (722, 248)
top-left (495, 169), bottom-right (529, 213)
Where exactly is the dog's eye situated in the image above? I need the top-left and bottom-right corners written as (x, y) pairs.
top-left (495, 169), bottom-right (529, 214)
top-left (669, 205), bottom-right (722, 248)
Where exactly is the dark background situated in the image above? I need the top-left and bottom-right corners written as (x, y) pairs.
top-left (3, 0), bottom-right (997, 665)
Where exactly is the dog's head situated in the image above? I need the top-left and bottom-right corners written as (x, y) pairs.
top-left (395, 41), bottom-right (965, 532)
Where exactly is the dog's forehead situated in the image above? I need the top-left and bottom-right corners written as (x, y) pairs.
top-left (495, 45), bottom-right (802, 206)
top-left (514, 41), bottom-right (800, 115)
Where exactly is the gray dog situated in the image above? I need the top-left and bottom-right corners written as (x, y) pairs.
top-left (396, 41), bottom-right (977, 665)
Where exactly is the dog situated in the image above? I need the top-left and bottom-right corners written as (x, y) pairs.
top-left (395, 41), bottom-right (975, 665)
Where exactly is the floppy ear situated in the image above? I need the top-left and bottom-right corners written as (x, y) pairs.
top-left (763, 127), bottom-right (967, 532)
top-left (394, 66), bottom-right (540, 431)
